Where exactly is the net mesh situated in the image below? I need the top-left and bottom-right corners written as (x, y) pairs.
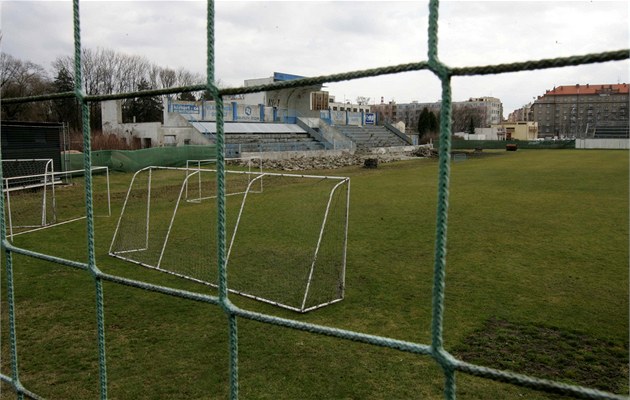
top-left (110, 168), bottom-right (348, 313)
top-left (3, 167), bottom-right (110, 238)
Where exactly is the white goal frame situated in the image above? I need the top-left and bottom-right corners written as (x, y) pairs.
top-left (109, 166), bottom-right (350, 313)
top-left (184, 156), bottom-right (263, 202)
top-left (2, 158), bottom-right (56, 228)
top-left (3, 166), bottom-right (111, 239)
top-left (226, 172), bottom-right (350, 312)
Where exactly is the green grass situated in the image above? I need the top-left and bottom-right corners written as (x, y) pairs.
top-left (453, 318), bottom-right (629, 395)
top-left (1, 149), bottom-right (628, 399)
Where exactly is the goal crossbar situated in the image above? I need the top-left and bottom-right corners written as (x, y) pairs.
top-left (4, 166), bottom-right (111, 239)
top-left (185, 156), bottom-right (263, 202)
top-left (109, 165), bottom-right (350, 313)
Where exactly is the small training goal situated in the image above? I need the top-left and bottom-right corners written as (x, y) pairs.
top-left (184, 157), bottom-right (263, 202)
top-left (109, 165), bottom-right (349, 312)
top-left (2, 159), bottom-right (111, 239)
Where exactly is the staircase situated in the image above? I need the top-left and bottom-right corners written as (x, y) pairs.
top-left (336, 125), bottom-right (409, 150)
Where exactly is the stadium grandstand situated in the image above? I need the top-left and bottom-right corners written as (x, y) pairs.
top-left (101, 72), bottom-right (413, 156)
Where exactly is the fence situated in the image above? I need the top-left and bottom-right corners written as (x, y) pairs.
top-left (62, 145), bottom-right (217, 172)
top-left (1, 0), bottom-right (628, 399)
top-left (448, 139), bottom-right (576, 150)
top-left (575, 138), bottom-right (630, 150)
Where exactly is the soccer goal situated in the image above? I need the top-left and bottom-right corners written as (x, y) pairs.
top-left (109, 166), bottom-right (349, 313)
top-left (2, 158), bottom-right (56, 188)
top-left (184, 156), bottom-right (263, 202)
top-left (2, 159), bottom-right (56, 228)
top-left (3, 165), bottom-right (111, 239)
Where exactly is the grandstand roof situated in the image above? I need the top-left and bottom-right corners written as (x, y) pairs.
top-left (273, 72), bottom-right (306, 82)
top-left (546, 83), bottom-right (629, 96)
top-left (190, 122), bottom-right (306, 134)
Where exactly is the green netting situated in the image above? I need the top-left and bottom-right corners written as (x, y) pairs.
top-left (1, 0), bottom-right (628, 399)
top-left (62, 145), bottom-right (217, 172)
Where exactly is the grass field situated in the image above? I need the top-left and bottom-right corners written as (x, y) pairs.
top-left (1, 149), bottom-right (628, 399)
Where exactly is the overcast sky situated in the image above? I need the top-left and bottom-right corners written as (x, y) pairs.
top-left (1, 0), bottom-right (628, 118)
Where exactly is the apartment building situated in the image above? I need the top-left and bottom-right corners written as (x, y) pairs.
top-left (531, 83), bottom-right (629, 138)
top-left (370, 98), bottom-right (397, 125)
top-left (397, 97), bottom-right (503, 133)
top-left (507, 103), bottom-right (533, 123)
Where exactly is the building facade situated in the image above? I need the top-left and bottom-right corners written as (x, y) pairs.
top-left (397, 97), bottom-right (503, 133)
top-left (463, 97), bottom-right (503, 126)
top-left (327, 96), bottom-right (371, 113)
top-left (370, 98), bottom-right (397, 125)
top-left (493, 121), bottom-right (538, 140)
top-left (242, 72), bottom-right (327, 121)
top-left (507, 103), bottom-right (533, 123)
top-left (397, 101), bottom-right (441, 133)
top-left (531, 83), bottom-right (629, 138)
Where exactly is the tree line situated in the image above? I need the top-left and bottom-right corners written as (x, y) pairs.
top-left (3, 48), bottom-right (490, 140)
top-left (1, 48), bottom-right (207, 130)
top-left (416, 106), bottom-right (487, 143)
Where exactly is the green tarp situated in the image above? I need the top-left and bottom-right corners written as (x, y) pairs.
top-left (62, 145), bottom-right (217, 172)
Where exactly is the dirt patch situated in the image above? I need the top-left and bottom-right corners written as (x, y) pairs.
top-left (452, 317), bottom-right (629, 395)
top-left (450, 149), bottom-right (503, 159)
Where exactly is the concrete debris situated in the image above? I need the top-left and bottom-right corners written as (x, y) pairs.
top-left (234, 148), bottom-right (436, 171)
top-left (412, 147), bottom-right (439, 158)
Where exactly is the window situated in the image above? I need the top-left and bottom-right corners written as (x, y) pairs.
top-left (164, 135), bottom-right (176, 147)
top-left (310, 91), bottom-right (329, 111)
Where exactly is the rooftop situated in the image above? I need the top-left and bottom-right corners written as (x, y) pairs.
top-left (545, 83), bottom-right (629, 96)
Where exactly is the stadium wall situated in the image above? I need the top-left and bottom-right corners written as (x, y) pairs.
top-left (575, 138), bottom-right (630, 149)
top-left (450, 140), bottom-right (575, 149)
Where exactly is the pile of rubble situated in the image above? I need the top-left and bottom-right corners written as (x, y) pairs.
top-left (234, 147), bottom-right (437, 172)
top-left (412, 147), bottom-right (439, 158)
top-left (256, 153), bottom-right (364, 171)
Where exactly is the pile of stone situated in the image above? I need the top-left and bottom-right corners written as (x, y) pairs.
top-left (232, 147), bottom-right (437, 172)
top-left (412, 147), bottom-right (439, 158)
top-left (257, 153), bottom-right (364, 171)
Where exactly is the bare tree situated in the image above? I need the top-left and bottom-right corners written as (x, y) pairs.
top-left (53, 48), bottom-right (157, 128)
top-left (1, 52), bottom-right (52, 121)
top-left (159, 67), bottom-right (177, 89)
top-left (451, 104), bottom-right (486, 133)
top-left (356, 96), bottom-right (371, 106)
top-left (53, 47), bottom-right (154, 96)
top-left (174, 67), bottom-right (204, 100)
top-left (6, 46), bottom-right (207, 125)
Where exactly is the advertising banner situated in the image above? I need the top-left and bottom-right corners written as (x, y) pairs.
top-left (235, 104), bottom-right (261, 122)
top-left (347, 112), bottom-right (362, 126)
top-left (171, 103), bottom-right (200, 115)
top-left (203, 104), bottom-right (233, 121)
top-left (331, 111), bottom-right (346, 125)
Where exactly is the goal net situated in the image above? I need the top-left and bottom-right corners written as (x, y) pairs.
top-left (109, 166), bottom-right (349, 313)
top-left (185, 156), bottom-right (263, 202)
top-left (2, 159), bottom-right (56, 230)
top-left (3, 165), bottom-right (111, 239)
top-left (2, 158), bottom-right (56, 188)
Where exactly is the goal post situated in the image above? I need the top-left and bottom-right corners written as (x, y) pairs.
top-left (3, 166), bottom-right (111, 239)
top-left (2, 158), bottom-right (56, 229)
top-left (225, 172), bottom-right (350, 312)
top-left (2, 158), bottom-right (55, 188)
top-left (185, 156), bottom-right (263, 202)
top-left (109, 166), bottom-right (349, 312)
